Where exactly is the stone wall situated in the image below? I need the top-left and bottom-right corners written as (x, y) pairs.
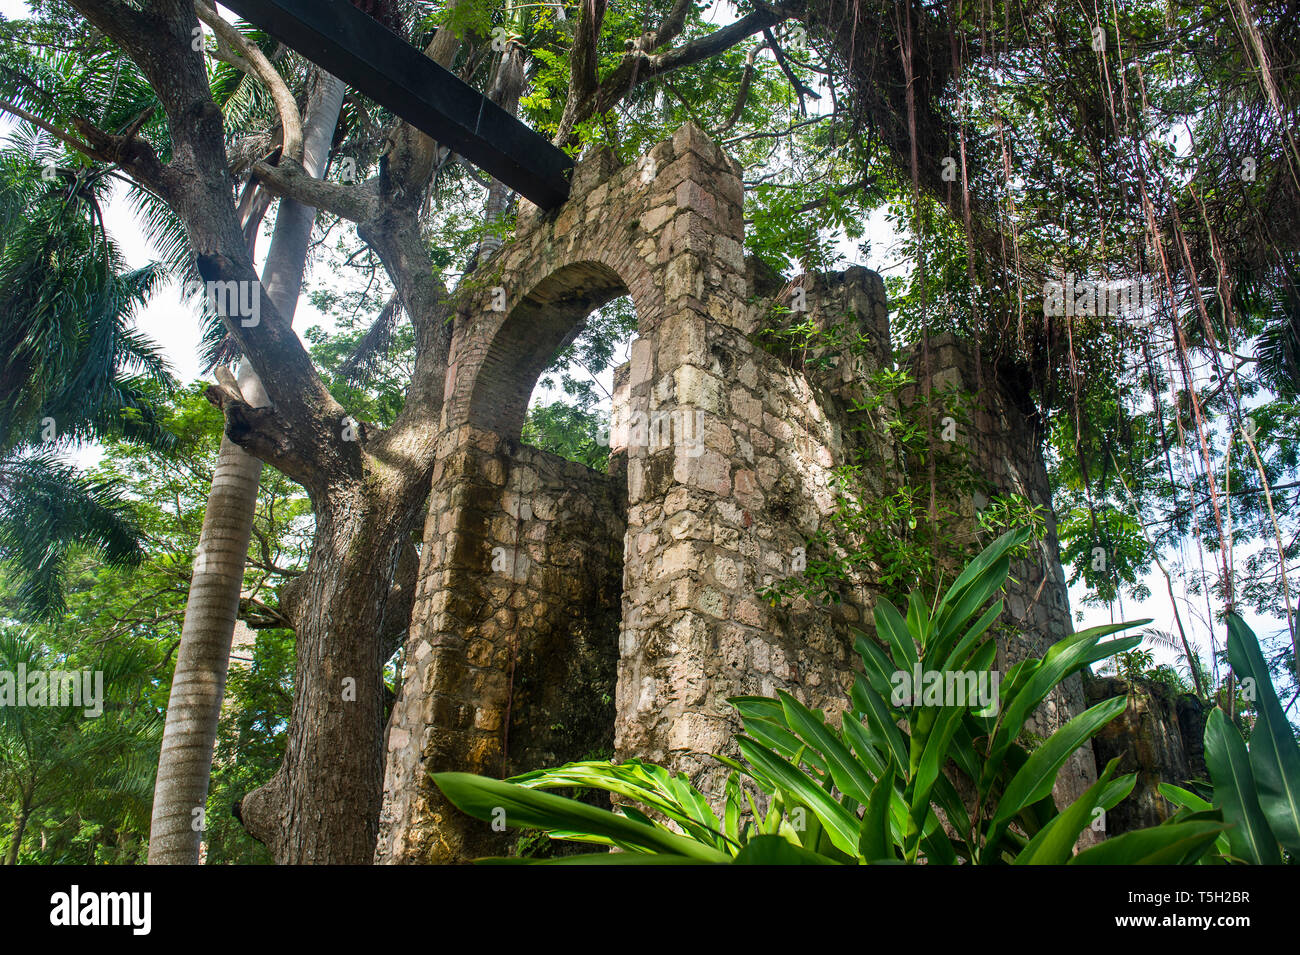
top-left (1085, 675), bottom-right (1208, 833)
top-left (610, 264), bottom-right (891, 798)
top-left (905, 333), bottom-right (1098, 807)
top-left (375, 123), bottom-right (1100, 862)
top-left (376, 431), bottom-right (624, 863)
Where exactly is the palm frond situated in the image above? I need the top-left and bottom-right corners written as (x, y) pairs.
top-left (0, 450), bottom-right (144, 619)
top-left (338, 292), bottom-right (404, 385)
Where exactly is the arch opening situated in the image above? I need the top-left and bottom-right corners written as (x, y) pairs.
top-left (522, 293), bottom-right (637, 472)
top-left (465, 261), bottom-right (632, 439)
top-left (460, 262), bottom-right (644, 827)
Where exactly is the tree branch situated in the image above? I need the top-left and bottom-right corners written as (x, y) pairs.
top-left (720, 43), bottom-right (761, 133)
top-left (558, 7), bottom-right (794, 142)
top-left (0, 98), bottom-right (170, 195)
top-left (194, 0), bottom-right (303, 162)
top-left (357, 207), bottom-right (452, 485)
top-left (642, 0), bottom-right (693, 51)
top-left (761, 25), bottom-right (820, 112)
top-left (249, 157), bottom-right (380, 223)
top-left (0, 98), bottom-right (96, 155)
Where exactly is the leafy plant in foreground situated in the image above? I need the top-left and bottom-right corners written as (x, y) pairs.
top-left (1160, 614), bottom-right (1300, 864)
top-left (434, 529), bottom-right (1227, 863)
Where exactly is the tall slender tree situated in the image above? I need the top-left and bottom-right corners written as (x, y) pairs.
top-left (148, 55), bottom-right (347, 864)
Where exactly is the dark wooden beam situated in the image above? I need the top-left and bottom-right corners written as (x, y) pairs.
top-left (218, 0), bottom-right (573, 208)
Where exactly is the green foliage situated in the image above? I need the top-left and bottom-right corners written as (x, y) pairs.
top-left (1115, 649), bottom-right (1155, 684)
top-left (519, 295), bottom-right (636, 469)
top-left (0, 620), bottom-right (163, 864)
top-left (0, 143), bottom-right (172, 452)
top-left (1161, 615), bottom-right (1300, 864)
top-left (434, 530), bottom-right (1222, 864)
top-left (746, 172), bottom-right (873, 275)
top-left (0, 385), bottom-right (303, 863)
top-left (521, 402), bottom-right (611, 472)
top-left (4, 0), bottom-right (1297, 868)
top-left (204, 629), bottom-right (295, 865)
top-left (0, 132), bottom-right (176, 619)
top-left (855, 0), bottom-right (1300, 671)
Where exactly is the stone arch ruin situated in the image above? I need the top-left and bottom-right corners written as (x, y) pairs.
top-left (374, 124), bottom-right (1092, 863)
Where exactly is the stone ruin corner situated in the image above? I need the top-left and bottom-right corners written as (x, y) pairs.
top-left (372, 123), bottom-right (1106, 863)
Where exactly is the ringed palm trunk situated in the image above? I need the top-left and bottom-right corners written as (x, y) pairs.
top-left (148, 72), bottom-right (346, 864)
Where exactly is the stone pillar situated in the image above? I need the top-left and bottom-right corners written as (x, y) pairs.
top-left (906, 333), bottom-right (1098, 808)
top-left (613, 220), bottom-right (894, 797)
top-left (1085, 674), bottom-right (1207, 833)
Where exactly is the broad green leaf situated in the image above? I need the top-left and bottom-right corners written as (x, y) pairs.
top-left (851, 674), bottom-right (909, 772)
top-left (1226, 613), bottom-right (1300, 852)
top-left (985, 624), bottom-right (1142, 787)
top-left (840, 715), bottom-right (889, 779)
top-left (1069, 821), bottom-right (1227, 865)
top-left (931, 772), bottom-right (974, 839)
top-left (1204, 708), bottom-right (1282, 865)
top-left (860, 772), bottom-right (894, 862)
top-left (1158, 783), bottom-right (1213, 812)
top-left (946, 717), bottom-right (986, 783)
top-left (483, 852), bottom-right (716, 865)
top-left (908, 640), bottom-right (997, 849)
top-left (777, 690), bottom-right (875, 805)
top-left (1013, 757), bottom-right (1119, 865)
top-left (907, 589), bottom-right (932, 651)
top-left (724, 773), bottom-right (742, 844)
top-left (733, 834), bottom-right (841, 864)
top-left (921, 820), bottom-right (960, 865)
top-left (854, 633), bottom-right (901, 698)
top-left (993, 695), bottom-right (1129, 827)
top-left (930, 557), bottom-right (1009, 663)
top-left (937, 527), bottom-right (1029, 623)
top-left (875, 596), bottom-right (919, 670)
top-left (939, 601), bottom-right (1002, 673)
top-left (509, 760), bottom-right (734, 850)
top-left (431, 772), bottom-right (730, 862)
top-left (1097, 772), bottom-right (1138, 813)
top-left (736, 736), bottom-right (862, 856)
top-left (735, 710), bottom-right (829, 774)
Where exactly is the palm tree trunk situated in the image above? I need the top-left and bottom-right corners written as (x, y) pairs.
top-left (148, 71), bottom-right (346, 864)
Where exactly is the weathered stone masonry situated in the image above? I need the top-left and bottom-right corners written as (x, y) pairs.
top-left (375, 124), bottom-right (1097, 863)
top-left (609, 262), bottom-right (893, 802)
top-left (909, 333), bottom-right (1094, 806)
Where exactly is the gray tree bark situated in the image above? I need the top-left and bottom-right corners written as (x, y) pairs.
top-left (148, 70), bottom-right (346, 865)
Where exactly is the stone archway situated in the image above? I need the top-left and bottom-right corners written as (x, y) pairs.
top-left (375, 124), bottom-right (754, 863)
top-left (374, 123), bottom-right (1096, 864)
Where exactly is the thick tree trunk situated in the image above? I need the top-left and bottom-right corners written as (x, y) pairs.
top-left (148, 72), bottom-right (346, 864)
top-left (237, 495), bottom-right (413, 863)
top-left (119, 3), bottom-right (460, 865)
